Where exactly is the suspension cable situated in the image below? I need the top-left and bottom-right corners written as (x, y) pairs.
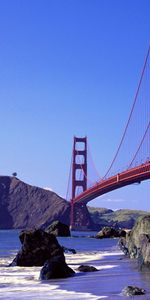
top-left (104, 45), bottom-right (150, 178)
top-left (128, 122), bottom-right (150, 169)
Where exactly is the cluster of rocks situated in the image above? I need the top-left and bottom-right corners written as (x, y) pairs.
top-left (95, 223), bottom-right (148, 296)
top-left (10, 229), bottom-right (75, 279)
top-left (9, 227), bottom-right (100, 280)
top-left (119, 215), bottom-right (150, 271)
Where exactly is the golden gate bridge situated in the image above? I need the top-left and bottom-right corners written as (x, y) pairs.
top-left (67, 46), bottom-right (150, 230)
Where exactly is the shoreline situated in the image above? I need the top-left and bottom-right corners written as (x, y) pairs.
top-left (0, 231), bottom-right (150, 299)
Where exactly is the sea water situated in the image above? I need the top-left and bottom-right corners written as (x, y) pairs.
top-left (0, 230), bottom-right (150, 299)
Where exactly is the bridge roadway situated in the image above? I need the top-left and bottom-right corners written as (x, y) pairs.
top-left (73, 161), bottom-right (150, 204)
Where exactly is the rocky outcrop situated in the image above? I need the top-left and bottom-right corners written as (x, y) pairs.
top-left (10, 229), bottom-right (75, 279)
top-left (96, 226), bottom-right (126, 239)
top-left (0, 176), bottom-right (70, 229)
top-left (10, 229), bottom-right (65, 266)
top-left (120, 215), bottom-right (150, 270)
top-left (46, 220), bottom-right (71, 236)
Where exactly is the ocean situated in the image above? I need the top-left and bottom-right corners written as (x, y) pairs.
top-left (0, 230), bottom-right (150, 299)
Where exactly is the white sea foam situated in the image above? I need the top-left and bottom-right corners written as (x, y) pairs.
top-left (0, 250), bottom-right (114, 299)
top-left (65, 251), bottom-right (103, 264)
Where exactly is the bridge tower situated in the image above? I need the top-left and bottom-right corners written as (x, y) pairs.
top-left (72, 137), bottom-right (87, 199)
top-left (70, 137), bottom-right (92, 230)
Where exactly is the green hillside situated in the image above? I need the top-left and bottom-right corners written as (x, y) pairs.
top-left (87, 206), bottom-right (150, 229)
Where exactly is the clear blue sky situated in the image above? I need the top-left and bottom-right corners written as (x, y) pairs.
top-left (0, 0), bottom-right (150, 211)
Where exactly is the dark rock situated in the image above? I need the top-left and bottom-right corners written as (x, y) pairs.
top-left (10, 229), bottom-right (64, 266)
top-left (40, 256), bottom-right (75, 279)
top-left (118, 229), bottom-right (126, 237)
top-left (119, 237), bottom-right (129, 255)
top-left (0, 176), bottom-right (70, 229)
top-left (122, 286), bottom-right (146, 296)
top-left (96, 226), bottom-right (122, 239)
top-left (46, 220), bottom-right (71, 237)
top-left (62, 246), bottom-right (76, 254)
top-left (120, 215), bottom-right (150, 270)
top-left (77, 265), bottom-right (98, 272)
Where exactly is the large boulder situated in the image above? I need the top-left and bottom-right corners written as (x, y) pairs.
top-left (120, 215), bottom-right (150, 270)
top-left (46, 220), bottom-right (71, 237)
top-left (40, 255), bottom-right (75, 279)
top-left (10, 229), bottom-right (64, 267)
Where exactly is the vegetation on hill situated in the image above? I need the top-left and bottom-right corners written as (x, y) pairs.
top-left (87, 206), bottom-right (150, 229)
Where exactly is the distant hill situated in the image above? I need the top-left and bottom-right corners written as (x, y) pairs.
top-left (88, 206), bottom-right (150, 229)
top-left (0, 176), bottom-right (70, 229)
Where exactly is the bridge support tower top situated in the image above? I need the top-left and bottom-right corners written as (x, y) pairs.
top-left (72, 136), bottom-right (87, 199)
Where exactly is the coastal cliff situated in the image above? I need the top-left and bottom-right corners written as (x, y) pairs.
top-left (0, 176), bottom-right (93, 230)
top-left (0, 176), bottom-right (70, 229)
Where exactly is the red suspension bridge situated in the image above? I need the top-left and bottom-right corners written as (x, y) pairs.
top-left (67, 46), bottom-right (150, 230)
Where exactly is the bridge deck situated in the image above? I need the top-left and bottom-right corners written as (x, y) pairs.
top-left (73, 161), bottom-right (150, 204)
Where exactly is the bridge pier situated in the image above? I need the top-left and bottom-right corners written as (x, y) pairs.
top-left (70, 201), bottom-right (93, 231)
